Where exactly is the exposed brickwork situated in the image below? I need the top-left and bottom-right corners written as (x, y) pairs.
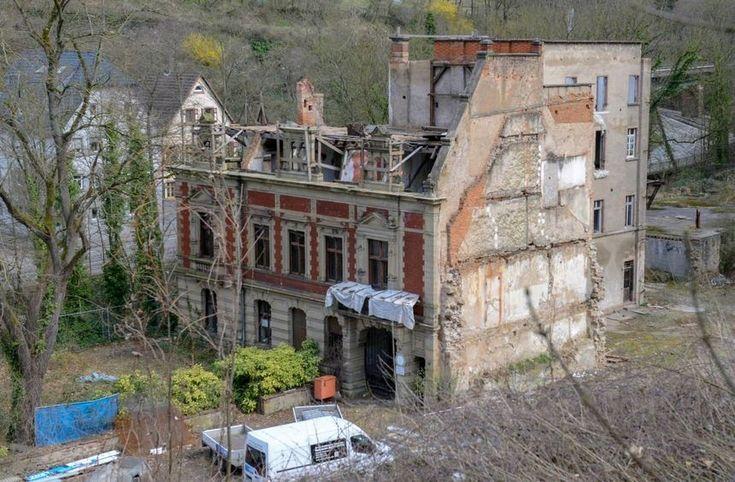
top-left (404, 212), bottom-right (425, 230)
top-left (246, 269), bottom-right (329, 295)
top-left (403, 231), bottom-right (424, 298)
top-left (309, 221), bottom-right (319, 280)
top-left (447, 176), bottom-right (486, 265)
top-left (274, 216), bottom-right (283, 272)
top-left (316, 200), bottom-right (350, 219)
top-left (248, 190), bottom-right (275, 208)
top-left (548, 94), bottom-right (593, 123)
top-left (240, 209), bottom-right (249, 265)
top-left (347, 226), bottom-right (357, 280)
top-left (433, 40), bottom-right (481, 63)
top-left (179, 182), bottom-right (190, 269)
top-left (491, 40), bottom-right (540, 54)
top-left (280, 195), bottom-right (312, 213)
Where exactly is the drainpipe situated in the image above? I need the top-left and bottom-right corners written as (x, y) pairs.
top-left (635, 56), bottom-right (645, 304)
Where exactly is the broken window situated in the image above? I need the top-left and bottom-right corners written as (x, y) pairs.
top-left (256, 300), bottom-right (271, 345)
top-left (626, 128), bottom-right (638, 158)
top-left (184, 108), bottom-right (197, 124)
top-left (594, 131), bottom-right (606, 170)
top-left (625, 194), bottom-right (635, 227)
top-left (289, 230), bottom-right (306, 276)
top-left (368, 239), bottom-right (389, 290)
top-left (595, 76), bottom-right (608, 111)
top-left (325, 236), bottom-right (343, 283)
top-left (202, 289), bottom-right (218, 334)
top-left (254, 224), bottom-right (270, 269)
top-left (628, 75), bottom-right (640, 105)
top-left (593, 200), bottom-right (604, 234)
top-left (203, 107), bottom-right (217, 122)
top-left (324, 316), bottom-right (343, 366)
top-left (198, 212), bottom-right (214, 258)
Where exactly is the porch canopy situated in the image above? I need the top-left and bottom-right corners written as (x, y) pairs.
top-left (324, 281), bottom-right (420, 329)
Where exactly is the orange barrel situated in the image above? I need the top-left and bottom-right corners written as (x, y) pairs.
top-left (313, 375), bottom-right (337, 400)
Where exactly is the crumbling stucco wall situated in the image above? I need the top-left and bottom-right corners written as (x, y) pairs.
top-left (434, 54), bottom-right (598, 388)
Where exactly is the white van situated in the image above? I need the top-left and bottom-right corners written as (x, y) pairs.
top-left (243, 416), bottom-right (392, 481)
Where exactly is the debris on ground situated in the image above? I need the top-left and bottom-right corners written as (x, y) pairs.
top-left (77, 372), bottom-right (119, 383)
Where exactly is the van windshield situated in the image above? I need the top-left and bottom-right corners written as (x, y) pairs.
top-left (245, 445), bottom-right (266, 476)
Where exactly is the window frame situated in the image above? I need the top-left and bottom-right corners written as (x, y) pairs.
top-left (253, 223), bottom-right (271, 270)
top-left (184, 108), bottom-right (198, 124)
top-left (256, 300), bottom-right (272, 345)
top-left (368, 239), bottom-right (389, 290)
top-left (198, 211), bottom-right (215, 258)
top-left (324, 235), bottom-right (344, 283)
top-left (288, 229), bottom-right (307, 276)
top-left (625, 194), bottom-right (635, 227)
top-left (626, 128), bottom-right (638, 159)
top-left (593, 200), bottom-right (604, 234)
top-left (594, 130), bottom-right (606, 170)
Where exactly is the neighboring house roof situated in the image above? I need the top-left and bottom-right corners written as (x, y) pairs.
top-left (139, 72), bottom-right (232, 133)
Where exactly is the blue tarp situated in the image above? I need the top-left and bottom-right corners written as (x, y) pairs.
top-left (34, 394), bottom-right (119, 446)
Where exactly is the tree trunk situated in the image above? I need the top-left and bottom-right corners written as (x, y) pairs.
top-left (14, 366), bottom-right (44, 444)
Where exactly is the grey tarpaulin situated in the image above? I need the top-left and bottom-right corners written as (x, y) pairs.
top-left (325, 282), bottom-right (419, 329)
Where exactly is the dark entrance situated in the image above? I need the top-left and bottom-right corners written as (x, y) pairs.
top-left (364, 327), bottom-right (394, 398)
top-left (291, 308), bottom-right (307, 349)
top-left (623, 260), bottom-right (635, 302)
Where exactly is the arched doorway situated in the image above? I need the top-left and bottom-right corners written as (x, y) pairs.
top-left (364, 327), bottom-right (394, 398)
top-left (291, 308), bottom-right (307, 349)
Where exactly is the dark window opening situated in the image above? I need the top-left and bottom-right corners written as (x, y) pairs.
top-left (289, 230), bottom-right (306, 276)
top-left (199, 212), bottom-right (214, 258)
top-left (324, 316), bottom-right (343, 377)
top-left (257, 300), bottom-right (271, 345)
top-left (254, 224), bottom-right (270, 269)
top-left (593, 200), bottom-right (604, 234)
top-left (623, 260), bottom-right (635, 302)
top-left (291, 308), bottom-right (307, 349)
top-left (325, 236), bottom-right (343, 282)
top-left (594, 131), bottom-right (606, 170)
top-left (203, 289), bottom-right (217, 334)
top-left (368, 239), bottom-right (389, 290)
top-left (595, 76), bottom-right (608, 111)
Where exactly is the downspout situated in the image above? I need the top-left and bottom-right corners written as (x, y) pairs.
top-left (635, 57), bottom-right (646, 304)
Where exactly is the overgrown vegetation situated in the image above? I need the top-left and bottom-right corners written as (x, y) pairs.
top-left (217, 342), bottom-right (321, 412)
top-left (171, 365), bottom-right (222, 415)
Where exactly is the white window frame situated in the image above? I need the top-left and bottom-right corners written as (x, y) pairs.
top-left (625, 195), bottom-right (635, 227)
top-left (626, 128), bottom-right (638, 159)
top-left (628, 75), bottom-right (640, 105)
top-left (595, 76), bottom-right (608, 112)
top-left (593, 200), bottom-right (604, 234)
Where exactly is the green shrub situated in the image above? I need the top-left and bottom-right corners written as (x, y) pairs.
top-left (113, 370), bottom-right (164, 402)
top-left (217, 342), bottom-right (321, 412)
top-left (171, 365), bottom-right (222, 415)
top-left (0, 445), bottom-right (8, 458)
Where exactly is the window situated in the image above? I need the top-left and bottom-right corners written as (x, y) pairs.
top-left (368, 239), bottom-right (389, 290)
top-left (291, 308), bottom-right (307, 349)
top-left (625, 194), bottom-right (635, 227)
top-left (91, 207), bottom-right (98, 219)
top-left (628, 75), bottom-right (640, 105)
top-left (257, 300), bottom-right (271, 345)
top-left (310, 439), bottom-right (348, 464)
top-left (203, 107), bottom-right (217, 121)
top-left (184, 108), bottom-right (197, 124)
top-left (593, 200), bottom-right (604, 234)
top-left (164, 179), bottom-right (176, 199)
top-left (623, 260), bottom-right (635, 302)
top-left (595, 76), bottom-right (608, 111)
top-left (254, 224), bottom-right (271, 269)
top-left (244, 446), bottom-right (266, 477)
top-left (325, 316), bottom-right (343, 365)
top-left (626, 128), bottom-right (638, 158)
top-left (193, 84), bottom-right (204, 93)
top-left (594, 131), bottom-right (606, 170)
top-left (350, 434), bottom-right (376, 455)
top-left (324, 236), bottom-right (343, 283)
top-left (198, 212), bottom-right (214, 258)
top-left (288, 230), bottom-right (306, 276)
top-left (203, 289), bottom-right (217, 334)
top-left (564, 76), bottom-right (577, 85)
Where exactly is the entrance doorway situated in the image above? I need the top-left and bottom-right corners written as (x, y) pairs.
top-left (291, 308), bottom-right (307, 349)
top-left (623, 260), bottom-right (635, 302)
top-left (364, 327), bottom-right (394, 398)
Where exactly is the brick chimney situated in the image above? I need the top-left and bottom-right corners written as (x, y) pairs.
top-left (389, 35), bottom-right (410, 65)
top-left (296, 78), bottom-right (324, 127)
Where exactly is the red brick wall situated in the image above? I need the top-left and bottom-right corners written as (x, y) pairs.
top-left (317, 200), bottom-right (349, 219)
top-left (248, 190), bottom-right (275, 208)
top-left (433, 40), bottom-right (481, 63)
top-left (179, 182), bottom-right (190, 268)
top-left (404, 212), bottom-right (425, 230)
top-left (280, 195), bottom-right (311, 213)
top-left (274, 216), bottom-right (283, 272)
top-left (347, 226), bottom-right (357, 280)
top-left (309, 221), bottom-right (319, 280)
top-left (403, 231), bottom-right (424, 298)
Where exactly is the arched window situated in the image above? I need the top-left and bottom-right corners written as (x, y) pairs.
top-left (202, 289), bottom-right (217, 334)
